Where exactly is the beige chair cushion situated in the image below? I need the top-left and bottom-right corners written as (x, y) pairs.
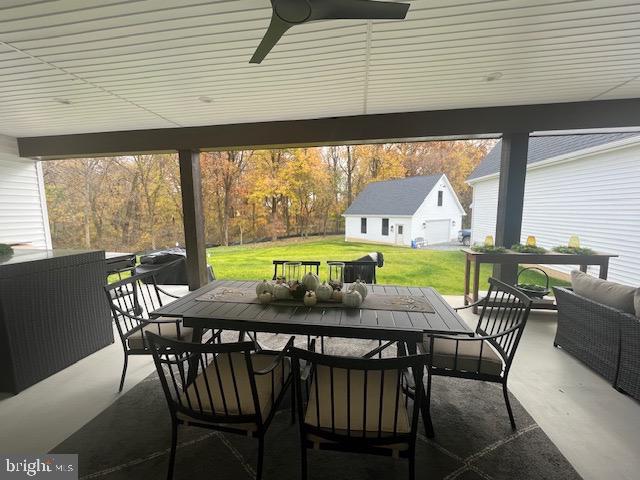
top-left (180, 352), bottom-right (290, 427)
top-left (635, 289), bottom-right (640, 318)
top-left (424, 337), bottom-right (503, 376)
top-left (127, 318), bottom-right (192, 349)
top-left (571, 270), bottom-right (637, 315)
top-left (305, 366), bottom-right (410, 436)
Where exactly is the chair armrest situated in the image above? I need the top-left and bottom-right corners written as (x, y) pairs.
top-left (362, 340), bottom-right (396, 358)
top-left (253, 337), bottom-right (295, 376)
top-left (454, 297), bottom-right (487, 311)
top-left (156, 285), bottom-right (181, 299)
top-left (428, 323), bottom-right (522, 343)
top-left (111, 303), bottom-right (180, 324)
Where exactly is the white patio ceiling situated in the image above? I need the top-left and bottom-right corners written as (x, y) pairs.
top-left (1, 0), bottom-right (640, 138)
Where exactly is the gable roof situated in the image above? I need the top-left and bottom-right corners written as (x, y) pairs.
top-left (343, 175), bottom-right (443, 216)
top-left (468, 132), bottom-right (640, 182)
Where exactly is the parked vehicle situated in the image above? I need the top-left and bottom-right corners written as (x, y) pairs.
top-left (458, 229), bottom-right (471, 246)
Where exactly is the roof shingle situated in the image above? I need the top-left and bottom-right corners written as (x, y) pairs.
top-left (343, 175), bottom-right (442, 216)
top-left (468, 132), bottom-right (640, 181)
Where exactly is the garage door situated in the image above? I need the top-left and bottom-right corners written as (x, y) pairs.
top-left (425, 219), bottom-right (451, 244)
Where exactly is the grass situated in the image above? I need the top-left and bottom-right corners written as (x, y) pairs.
top-left (206, 236), bottom-right (569, 295)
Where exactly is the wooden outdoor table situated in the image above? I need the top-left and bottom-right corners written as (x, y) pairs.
top-left (462, 248), bottom-right (618, 313)
top-left (152, 280), bottom-right (473, 349)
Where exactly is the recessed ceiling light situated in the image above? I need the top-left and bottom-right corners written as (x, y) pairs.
top-left (53, 98), bottom-right (72, 105)
top-left (485, 72), bottom-right (503, 82)
top-left (198, 96), bottom-right (213, 104)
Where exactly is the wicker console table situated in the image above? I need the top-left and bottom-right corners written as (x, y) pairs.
top-left (462, 248), bottom-right (617, 313)
top-left (0, 249), bottom-right (113, 393)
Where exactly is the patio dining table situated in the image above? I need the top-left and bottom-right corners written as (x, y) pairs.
top-left (151, 280), bottom-right (473, 354)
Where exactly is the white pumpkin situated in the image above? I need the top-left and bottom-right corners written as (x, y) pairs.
top-left (303, 290), bottom-right (317, 306)
top-left (315, 281), bottom-right (333, 302)
top-left (342, 290), bottom-right (363, 308)
top-left (331, 290), bottom-right (343, 302)
top-left (258, 292), bottom-right (272, 304)
top-left (349, 280), bottom-right (368, 299)
top-left (302, 271), bottom-right (320, 291)
top-left (256, 279), bottom-right (274, 296)
top-left (273, 283), bottom-right (291, 300)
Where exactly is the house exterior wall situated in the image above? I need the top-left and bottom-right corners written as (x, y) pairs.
top-left (469, 142), bottom-right (640, 286)
top-left (344, 215), bottom-right (413, 246)
top-left (0, 134), bottom-right (52, 249)
top-left (411, 178), bottom-right (463, 244)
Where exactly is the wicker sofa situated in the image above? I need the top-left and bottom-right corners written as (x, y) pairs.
top-left (554, 287), bottom-right (640, 401)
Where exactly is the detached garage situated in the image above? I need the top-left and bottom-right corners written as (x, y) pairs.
top-left (343, 174), bottom-right (465, 247)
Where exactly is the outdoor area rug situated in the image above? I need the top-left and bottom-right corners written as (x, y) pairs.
top-left (52, 336), bottom-right (581, 480)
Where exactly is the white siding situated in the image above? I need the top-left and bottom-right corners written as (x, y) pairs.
top-left (470, 178), bottom-right (500, 245)
top-left (411, 177), bottom-right (463, 244)
top-left (469, 142), bottom-right (640, 286)
top-left (345, 215), bottom-right (413, 246)
top-left (0, 134), bottom-right (51, 249)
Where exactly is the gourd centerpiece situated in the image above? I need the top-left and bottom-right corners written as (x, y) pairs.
top-left (255, 272), bottom-right (368, 309)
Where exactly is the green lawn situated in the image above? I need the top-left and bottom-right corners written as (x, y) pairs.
top-left (207, 236), bottom-right (568, 295)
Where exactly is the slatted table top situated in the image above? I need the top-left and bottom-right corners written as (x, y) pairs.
top-left (152, 280), bottom-right (473, 343)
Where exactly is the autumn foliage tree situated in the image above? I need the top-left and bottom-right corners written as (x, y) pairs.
top-left (43, 140), bottom-right (493, 251)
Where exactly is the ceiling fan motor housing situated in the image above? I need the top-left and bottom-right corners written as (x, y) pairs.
top-left (274, 0), bottom-right (312, 24)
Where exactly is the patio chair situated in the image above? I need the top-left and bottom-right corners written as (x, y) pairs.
top-left (272, 260), bottom-right (320, 280)
top-left (326, 252), bottom-right (383, 284)
top-left (104, 271), bottom-right (219, 392)
top-left (146, 333), bottom-right (295, 480)
top-left (420, 278), bottom-right (532, 431)
top-left (290, 346), bottom-right (426, 480)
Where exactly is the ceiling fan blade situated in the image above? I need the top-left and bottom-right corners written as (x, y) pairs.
top-left (309, 0), bottom-right (410, 21)
top-left (250, 15), bottom-right (292, 64)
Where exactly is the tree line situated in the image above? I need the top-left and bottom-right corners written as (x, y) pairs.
top-left (42, 141), bottom-right (493, 253)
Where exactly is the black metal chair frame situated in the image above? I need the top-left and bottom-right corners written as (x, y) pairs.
top-left (146, 333), bottom-right (295, 480)
top-left (420, 277), bottom-right (532, 431)
top-left (272, 260), bottom-right (321, 280)
top-left (290, 346), bottom-right (426, 480)
top-left (326, 259), bottom-right (379, 284)
top-left (104, 270), bottom-right (218, 392)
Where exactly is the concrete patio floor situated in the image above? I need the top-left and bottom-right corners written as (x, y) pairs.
top-left (0, 291), bottom-right (638, 480)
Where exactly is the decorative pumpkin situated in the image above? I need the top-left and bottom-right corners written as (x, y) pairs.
top-left (290, 281), bottom-right (307, 300)
top-left (303, 290), bottom-right (317, 306)
top-left (342, 290), bottom-right (363, 308)
top-left (349, 280), bottom-right (368, 299)
top-left (331, 290), bottom-right (343, 302)
top-left (273, 283), bottom-right (291, 300)
top-left (256, 279), bottom-right (274, 296)
top-left (258, 292), bottom-right (273, 304)
top-left (315, 281), bottom-right (333, 302)
top-left (302, 271), bottom-right (320, 291)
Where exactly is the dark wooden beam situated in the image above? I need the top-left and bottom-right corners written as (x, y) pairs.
top-left (178, 149), bottom-right (208, 291)
top-left (494, 132), bottom-right (530, 284)
top-left (18, 98), bottom-right (640, 159)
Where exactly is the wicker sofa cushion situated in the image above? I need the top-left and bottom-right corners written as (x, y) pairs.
top-left (571, 270), bottom-right (637, 315)
top-left (635, 290), bottom-right (640, 317)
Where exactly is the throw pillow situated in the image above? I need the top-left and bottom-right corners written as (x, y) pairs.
top-left (571, 270), bottom-right (636, 315)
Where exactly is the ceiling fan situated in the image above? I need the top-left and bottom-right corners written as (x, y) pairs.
top-left (250, 0), bottom-right (410, 64)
